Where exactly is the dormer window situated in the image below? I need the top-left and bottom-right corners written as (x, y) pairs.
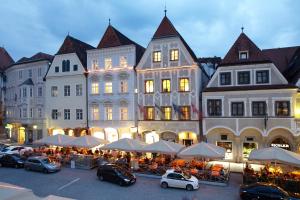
top-left (239, 51), bottom-right (248, 60)
top-left (153, 51), bottom-right (161, 63)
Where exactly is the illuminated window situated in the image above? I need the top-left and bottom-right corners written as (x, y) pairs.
top-left (91, 82), bottom-right (99, 94)
top-left (120, 56), bottom-right (127, 67)
top-left (162, 107), bottom-right (172, 120)
top-left (180, 106), bottom-right (190, 120)
top-left (153, 51), bottom-right (161, 62)
top-left (92, 59), bottom-right (99, 70)
top-left (120, 107), bottom-right (128, 120)
top-left (105, 82), bottom-right (113, 93)
top-left (145, 107), bottom-right (155, 120)
top-left (91, 106), bottom-right (99, 120)
top-left (170, 49), bottom-right (179, 61)
top-left (105, 58), bottom-right (112, 69)
top-left (120, 80), bottom-right (128, 93)
top-left (105, 107), bottom-right (113, 120)
top-left (145, 80), bottom-right (154, 93)
top-left (179, 78), bottom-right (189, 92)
top-left (162, 79), bottom-right (171, 93)
top-left (51, 86), bottom-right (58, 97)
top-left (275, 101), bottom-right (290, 116)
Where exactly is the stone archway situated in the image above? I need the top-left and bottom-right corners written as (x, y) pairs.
top-left (160, 131), bottom-right (178, 143)
top-left (266, 128), bottom-right (296, 151)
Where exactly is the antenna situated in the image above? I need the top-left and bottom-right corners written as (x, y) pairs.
top-left (241, 26), bottom-right (244, 33)
top-left (164, 2), bottom-right (167, 16)
top-left (109, 18), bottom-right (111, 25)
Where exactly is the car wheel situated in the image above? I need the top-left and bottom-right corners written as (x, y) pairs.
top-left (0, 163), bottom-right (2, 167)
top-left (186, 184), bottom-right (194, 191)
top-left (98, 175), bottom-right (104, 181)
top-left (161, 182), bottom-right (168, 189)
top-left (43, 168), bottom-right (48, 174)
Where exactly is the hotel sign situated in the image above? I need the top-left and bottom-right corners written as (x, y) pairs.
top-left (271, 143), bottom-right (290, 148)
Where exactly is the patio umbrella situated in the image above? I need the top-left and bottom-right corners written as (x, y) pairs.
top-left (100, 138), bottom-right (146, 152)
top-left (248, 147), bottom-right (300, 167)
top-left (178, 142), bottom-right (225, 159)
top-left (141, 140), bottom-right (185, 155)
top-left (65, 135), bottom-right (109, 148)
top-left (34, 134), bottom-right (75, 147)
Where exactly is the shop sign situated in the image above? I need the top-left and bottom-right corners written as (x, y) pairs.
top-left (271, 143), bottom-right (290, 148)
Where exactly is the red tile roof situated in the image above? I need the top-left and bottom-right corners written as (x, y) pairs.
top-left (57, 35), bottom-right (95, 68)
top-left (152, 16), bottom-right (198, 62)
top-left (220, 33), bottom-right (271, 66)
top-left (0, 47), bottom-right (14, 71)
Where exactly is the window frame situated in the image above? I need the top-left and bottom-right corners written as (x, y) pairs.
top-left (255, 69), bottom-right (270, 84)
top-left (104, 58), bottom-right (112, 70)
top-left (52, 109), bottom-right (58, 120)
top-left (51, 86), bottom-right (58, 97)
top-left (161, 106), bottom-right (172, 120)
top-left (252, 101), bottom-right (267, 116)
top-left (161, 79), bottom-right (171, 93)
top-left (76, 109), bottom-right (83, 120)
top-left (105, 82), bottom-right (113, 94)
top-left (219, 72), bottom-right (232, 86)
top-left (120, 107), bottom-right (128, 120)
top-left (120, 80), bottom-right (128, 93)
top-left (91, 82), bottom-right (99, 94)
top-left (275, 101), bottom-right (290, 117)
top-left (64, 109), bottom-right (70, 120)
top-left (170, 49), bottom-right (179, 61)
top-left (144, 80), bottom-right (154, 94)
top-left (179, 106), bottom-right (190, 120)
top-left (231, 102), bottom-right (244, 117)
top-left (207, 99), bottom-right (222, 116)
top-left (237, 71), bottom-right (251, 85)
top-left (76, 84), bottom-right (82, 96)
top-left (239, 51), bottom-right (249, 60)
top-left (105, 107), bottom-right (113, 120)
top-left (144, 106), bottom-right (155, 120)
top-left (64, 85), bottom-right (70, 96)
top-left (178, 78), bottom-right (190, 92)
top-left (152, 51), bottom-right (161, 63)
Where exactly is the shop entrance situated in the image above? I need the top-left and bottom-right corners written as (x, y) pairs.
top-left (217, 141), bottom-right (233, 160)
top-left (182, 139), bottom-right (193, 146)
top-left (18, 127), bottom-right (25, 144)
top-left (243, 142), bottom-right (257, 160)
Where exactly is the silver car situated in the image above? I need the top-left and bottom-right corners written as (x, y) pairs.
top-left (24, 156), bottom-right (61, 173)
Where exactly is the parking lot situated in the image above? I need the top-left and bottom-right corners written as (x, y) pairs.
top-left (0, 167), bottom-right (242, 200)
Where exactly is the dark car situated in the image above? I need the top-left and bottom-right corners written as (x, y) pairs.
top-left (97, 164), bottom-right (136, 186)
top-left (0, 154), bottom-right (26, 168)
top-left (240, 182), bottom-right (300, 200)
top-left (24, 156), bottom-right (61, 173)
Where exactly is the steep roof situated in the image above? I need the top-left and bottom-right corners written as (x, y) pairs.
top-left (97, 25), bottom-right (145, 64)
top-left (57, 35), bottom-right (95, 68)
top-left (220, 32), bottom-right (271, 66)
top-left (0, 47), bottom-right (14, 71)
top-left (152, 16), bottom-right (198, 62)
top-left (14, 52), bottom-right (53, 65)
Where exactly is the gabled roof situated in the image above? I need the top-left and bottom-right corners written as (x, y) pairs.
top-left (14, 52), bottom-right (53, 65)
top-left (220, 32), bottom-right (271, 66)
top-left (97, 25), bottom-right (145, 64)
top-left (0, 47), bottom-right (14, 71)
top-left (57, 35), bottom-right (95, 68)
top-left (152, 16), bottom-right (198, 62)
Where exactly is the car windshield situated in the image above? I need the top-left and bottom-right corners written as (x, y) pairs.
top-left (182, 172), bottom-right (191, 179)
top-left (42, 158), bottom-right (51, 164)
top-left (115, 168), bottom-right (131, 177)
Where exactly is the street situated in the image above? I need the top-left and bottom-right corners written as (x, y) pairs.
top-left (0, 167), bottom-right (242, 200)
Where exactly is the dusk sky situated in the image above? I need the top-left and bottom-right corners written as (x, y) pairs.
top-left (0, 0), bottom-right (299, 61)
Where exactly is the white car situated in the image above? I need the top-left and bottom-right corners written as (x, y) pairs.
top-left (0, 146), bottom-right (33, 155)
top-left (160, 169), bottom-right (199, 191)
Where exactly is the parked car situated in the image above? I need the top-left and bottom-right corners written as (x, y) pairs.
top-left (24, 156), bottom-right (61, 173)
top-left (97, 164), bottom-right (136, 186)
top-left (0, 146), bottom-right (33, 155)
top-left (0, 154), bottom-right (26, 168)
top-left (160, 169), bottom-right (199, 191)
top-left (0, 143), bottom-right (9, 151)
top-left (240, 182), bottom-right (300, 200)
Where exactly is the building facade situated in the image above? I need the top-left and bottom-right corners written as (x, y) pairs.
top-left (202, 32), bottom-right (300, 162)
top-left (136, 15), bottom-right (209, 145)
top-left (86, 24), bottom-right (145, 143)
top-left (45, 35), bottom-right (94, 137)
top-left (5, 53), bottom-right (53, 143)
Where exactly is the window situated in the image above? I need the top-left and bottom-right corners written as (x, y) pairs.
top-left (105, 82), bottom-right (113, 94)
top-left (28, 69), bottom-right (32, 78)
top-left (207, 99), bottom-right (222, 116)
top-left (19, 70), bottom-right (23, 79)
top-left (76, 84), bottom-right (82, 96)
top-left (120, 107), bottom-right (128, 120)
top-left (76, 109), bottom-right (83, 120)
top-left (153, 51), bottom-right (161, 62)
top-left (38, 108), bottom-right (42, 118)
top-left (104, 58), bottom-right (112, 69)
top-left (179, 106), bottom-right (190, 120)
top-left (145, 80), bottom-right (154, 93)
top-left (256, 70), bottom-right (269, 84)
top-left (162, 107), bottom-right (172, 120)
top-left (38, 87), bottom-right (42, 97)
top-left (64, 109), bottom-right (70, 120)
top-left (120, 56), bottom-right (127, 67)
top-left (220, 72), bottom-right (231, 85)
top-left (120, 80), bottom-right (128, 93)
top-left (64, 85), bottom-right (70, 96)
top-left (55, 66), bottom-right (59, 73)
top-left (162, 79), bottom-right (171, 93)
top-left (30, 108), bottom-right (33, 118)
top-left (51, 86), bottom-right (58, 97)
top-left (252, 101), bottom-right (267, 116)
top-left (38, 68), bottom-right (42, 76)
top-left (145, 107), bottom-right (155, 120)
top-left (29, 88), bottom-right (33, 97)
top-left (62, 60), bottom-right (70, 72)
top-left (179, 78), bottom-right (189, 92)
top-left (105, 107), bottom-right (113, 120)
top-left (73, 65), bottom-right (78, 71)
top-left (22, 88), bottom-right (27, 98)
top-left (23, 108), bottom-right (27, 118)
top-left (238, 71), bottom-right (250, 85)
top-left (170, 49), bottom-right (179, 61)
top-left (275, 101), bottom-right (290, 116)
top-left (19, 109), bottom-right (21, 118)
top-left (92, 60), bottom-right (99, 70)
top-left (239, 51), bottom-right (248, 60)
top-left (231, 102), bottom-right (244, 116)
top-left (91, 82), bottom-right (99, 94)
top-left (52, 109), bottom-right (58, 119)
top-left (91, 106), bottom-right (99, 120)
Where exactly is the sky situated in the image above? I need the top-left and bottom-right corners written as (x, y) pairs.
top-left (0, 0), bottom-right (299, 61)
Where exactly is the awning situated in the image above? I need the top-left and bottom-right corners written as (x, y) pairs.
top-left (34, 134), bottom-right (75, 147)
top-left (100, 138), bottom-right (145, 152)
top-left (65, 135), bottom-right (109, 148)
top-left (178, 142), bottom-right (225, 159)
top-left (141, 140), bottom-right (185, 155)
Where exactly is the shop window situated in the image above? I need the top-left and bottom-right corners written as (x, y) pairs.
top-left (105, 82), bottom-right (113, 94)
top-left (145, 107), bottom-right (155, 120)
top-left (243, 142), bottom-right (257, 160)
top-left (91, 82), bottom-right (99, 94)
top-left (220, 72), bottom-right (231, 85)
top-left (153, 51), bottom-right (161, 62)
top-left (179, 106), bottom-right (190, 120)
top-left (252, 101), bottom-right (267, 116)
top-left (145, 80), bottom-right (154, 93)
top-left (104, 58), bottom-right (112, 69)
top-left (256, 70), bottom-right (269, 84)
top-left (170, 49), bottom-right (179, 61)
top-left (162, 79), bottom-right (171, 93)
top-left (162, 107), bottom-right (172, 120)
top-left (231, 102), bottom-right (244, 116)
top-left (179, 78), bottom-right (189, 92)
top-left (275, 101), bottom-right (290, 116)
top-left (217, 141), bottom-right (233, 160)
top-left (238, 71), bottom-right (250, 85)
top-left (207, 99), bottom-right (222, 116)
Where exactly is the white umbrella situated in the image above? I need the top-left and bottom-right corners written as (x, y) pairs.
top-left (178, 142), bottom-right (225, 159)
top-left (65, 135), bottom-right (109, 148)
top-left (100, 138), bottom-right (146, 152)
top-left (141, 140), bottom-right (185, 155)
top-left (34, 134), bottom-right (75, 147)
top-left (248, 147), bottom-right (300, 167)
